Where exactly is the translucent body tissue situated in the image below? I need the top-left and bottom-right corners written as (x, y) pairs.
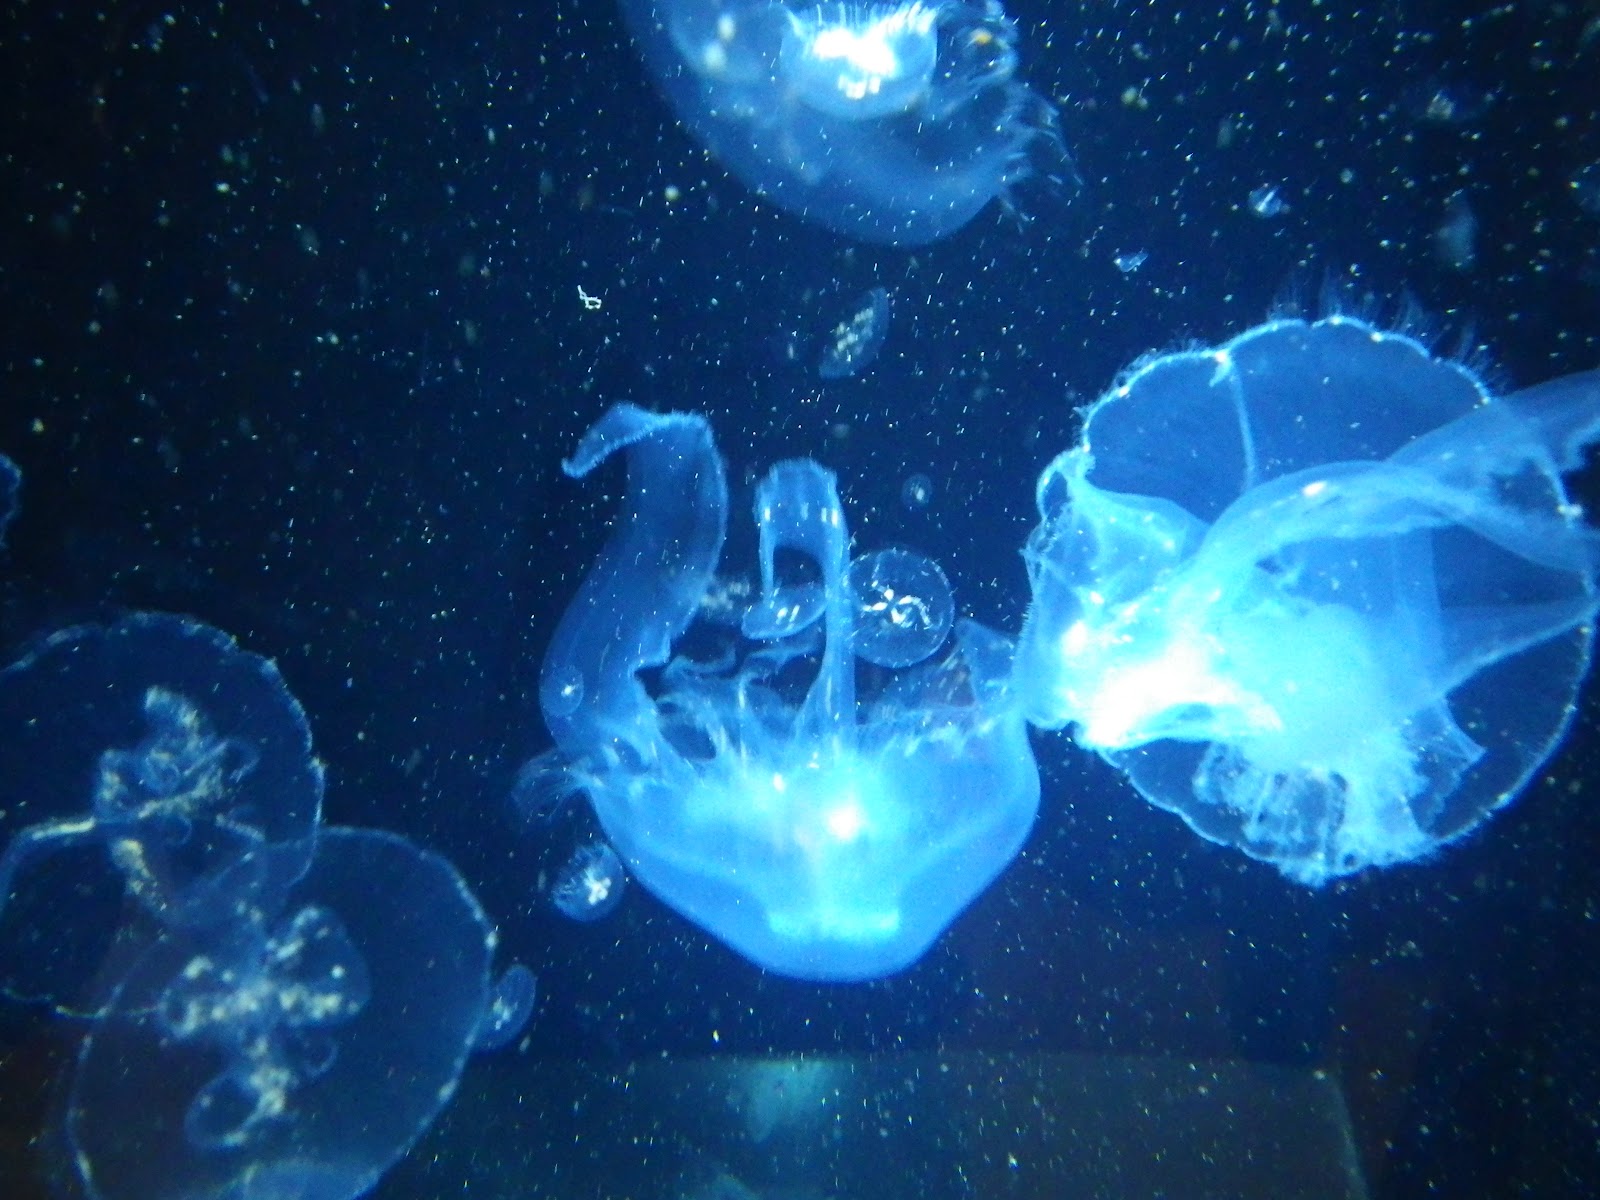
top-left (618, 0), bottom-right (1071, 244)
top-left (534, 403), bottom-right (1039, 980)
top-left (1015, 316), bottom-right (1600, 886)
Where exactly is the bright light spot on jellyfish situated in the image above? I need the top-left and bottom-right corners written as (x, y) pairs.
top-left (551, 842), bottom-right (626, 922)
top-left (820, 287), bottom-right (891, 378)
top-left (900, 472), bottom-right (933, 510)
top-left (784, 1), bottom-right (940, 118)
top-left (627, 0), bottom-right (1072, 243)
top-left (1248, 185), bottom-right (1289, 217)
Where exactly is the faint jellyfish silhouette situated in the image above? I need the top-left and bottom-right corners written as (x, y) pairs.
top-left (0, 451), bottom-right (18, 545)
top-left (508, 747), bottom-right (587, 826)
top-left (1434, 192), bottom-right (1478, 271)
top-left (900, 472), bottom-right (933, 510)
top-left (1247, 184), bottom-right (1289, 217)
top-left (819, 287), bottom-right (891, 379)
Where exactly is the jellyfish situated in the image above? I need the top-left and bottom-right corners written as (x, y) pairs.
top-left (0, 451), bottom-right (18, 545)
top-left (551, 841), bottom-right (628, 922)
top-left (819, 287), bottom-right (891, 378)
top-left (473, 962), bottom-right (538, 1050)
top-left (617, 0), bottom-right (1073, 244)
top-left (0, 612), bottom-right (322, 1005)
top-left (1015, 315), bottom-right (1600, 886)
top-left (534, 402), bottom-right (1039, 981)
top-left (60, 826), bottom-right (534, 1200)
top-left (848, 546), bottom-right (955, 668)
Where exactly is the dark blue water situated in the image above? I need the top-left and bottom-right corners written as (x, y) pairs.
top-left (1, 1), bottom-right (1598, 1197)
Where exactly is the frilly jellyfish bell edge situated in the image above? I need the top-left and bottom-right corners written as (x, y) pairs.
top-left (1017, 315), bottom-right (1600, 886)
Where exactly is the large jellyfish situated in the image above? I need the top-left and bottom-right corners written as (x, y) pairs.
top-left (618, 0), bottom-right (1072, 244)
top-left (0, 612), bottom-right (322, 1006)
top-left (1015, 315), bottom-right (1600, 886)
top-left (60, 826), bottom-right (533, 1200)
top-left (533, 403), bottom-right (1039, 980)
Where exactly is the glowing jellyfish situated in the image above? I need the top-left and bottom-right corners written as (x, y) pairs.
top-left (61, 826), bottom-right (534, 1200)
top-left (533, 403), bottom-right (1039, 980)
top-left (618, 0), bottom-right (1073, 243)
top-left (1016, 315), bottom-right (1600, 885)
top-left (0, 611), bottom-right (533, 1200)
top-left (551, 841), bottom-right (628, 922)
top-left (0, 613), bottom-right (322, 1006)
top-left (848, 546), bottom-right (955, 668)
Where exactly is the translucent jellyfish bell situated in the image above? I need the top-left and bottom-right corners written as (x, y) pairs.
top-left (62, 826), bottom-right (533, 1200)
top-left (535, 403), bottom-right (1039, 980)
top-left (551, 841), bottom-right (628, 922)
top-left (848, 546), bottom-right (954, 668)
top-left (0, 613), bottom-right (322, 1005)
top-left (625, 0), bottom-right (1073, 244)
top-left (1016, 316), bottom-right (1600, 885)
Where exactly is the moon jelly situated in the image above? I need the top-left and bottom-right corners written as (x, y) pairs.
top-left (1016, 316), bottom-right (1600, 886)
top-left (618, 0), bottom-right (1073, 243)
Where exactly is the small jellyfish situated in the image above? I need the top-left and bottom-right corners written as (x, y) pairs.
top-left (1435, 192), bottom-right (1478, 271)
top-left (1248, 184), bottom-right (1289, 218)
top-left (847, 547), bottom-right (955, 668)
top-left (819, 287), bottom-right (890, 379)
top-left (1402, 78), bottom-right (1494, 126)
top-left (508, 748), bottom-right (586, 827)
top-left (551, 842), bottom-right (626, 922)
top-left (472, 962), bottom-right (537, 1051)
top-left (1113, 249), bottom-right (1148, 274)
top-left (900, 472), bottom-right (933, 510)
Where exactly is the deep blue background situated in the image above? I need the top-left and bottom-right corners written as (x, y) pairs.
top-left (2, 0), bottom-right (1599, 1196)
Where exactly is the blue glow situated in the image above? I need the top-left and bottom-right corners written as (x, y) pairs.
top-left (537, 403), bottom-right (1039, 980)
top-left (552, 841), bottom-right (628, 922)
top-left (617, 0), bottom-right (1070, 244)
top-left (0, 451), bottom-right (17, 546)
top-left (0, 614), bottom-right (534, 1200)
top-left (65, 827), bottom-right (530, 1200)
top-left (0, 613), bottom-right (323, 1005)
top-left (1016, 316), bottom-right (1600, 886)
